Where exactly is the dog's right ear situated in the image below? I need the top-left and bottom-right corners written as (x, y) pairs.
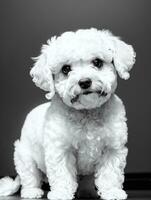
top-left (30, 44), bottom-right (55, 100)
top-left (101, 30), bottom-right (136, 80)
top-left (112, 37), bottom-right (136, 80)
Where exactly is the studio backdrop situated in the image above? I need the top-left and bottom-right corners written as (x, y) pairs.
top-left (0, 0), bottom-right (151, 176)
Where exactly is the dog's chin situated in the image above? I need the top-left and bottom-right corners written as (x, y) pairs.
top-left (70, 91), bottom-right (109, 110)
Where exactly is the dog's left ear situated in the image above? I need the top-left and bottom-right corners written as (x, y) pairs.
top-left (112, 37), bottom-right (136, 80)
top-left (30, 44), bottom-right (55, 100)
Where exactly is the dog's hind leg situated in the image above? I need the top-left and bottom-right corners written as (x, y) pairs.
top-left (14, 140), bottom-right (44, 199)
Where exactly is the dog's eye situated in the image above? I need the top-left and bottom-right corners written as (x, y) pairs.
top-left (92, 58), bottom-right (103, 68)
top-left (62, 64), bottom-right (71, 75)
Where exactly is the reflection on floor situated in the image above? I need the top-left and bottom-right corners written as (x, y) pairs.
top-left (0, 191), bottom-right (151, 200)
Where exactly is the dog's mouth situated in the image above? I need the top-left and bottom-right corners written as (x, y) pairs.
top-left (71, 90), bottom-right (108, 104)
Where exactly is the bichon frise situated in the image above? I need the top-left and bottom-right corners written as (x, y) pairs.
top-left (0, 28), bottom-right (136, 200)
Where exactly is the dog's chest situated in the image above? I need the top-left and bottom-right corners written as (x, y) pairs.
top-left (76, 134), bottom-right (104, 175)
top-left (68, 111), bottom-right (105, 175)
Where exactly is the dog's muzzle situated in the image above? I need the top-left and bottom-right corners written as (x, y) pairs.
top-left (71, 89), bottom-right (108, 104)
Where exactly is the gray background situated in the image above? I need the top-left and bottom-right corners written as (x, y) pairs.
top-left (0, 0), bottom-right (151, 176)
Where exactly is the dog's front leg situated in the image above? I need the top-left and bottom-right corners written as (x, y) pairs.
top-left (95, 147), bottom-right (128, 200)
top-left (44, 142), bottom-right (78, 200)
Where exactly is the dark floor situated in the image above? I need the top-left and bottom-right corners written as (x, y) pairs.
top-left (1, 191), bottom-right (151, 200)
top-left (1, 174), bottom-right (151, 199)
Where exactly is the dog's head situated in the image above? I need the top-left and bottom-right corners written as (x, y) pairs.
top-left (30, 28), bottom-right (136, 110)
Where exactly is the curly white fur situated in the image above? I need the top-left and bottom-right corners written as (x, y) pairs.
top-left (0, 28), bottom-right (135, 200)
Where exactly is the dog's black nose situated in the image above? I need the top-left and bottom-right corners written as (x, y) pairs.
top-left (78, 78), bottom-right (92, 89)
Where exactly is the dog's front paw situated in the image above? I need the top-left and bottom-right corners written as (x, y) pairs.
top-left (21, 187), bottom-right (44, 199)
top-left (100, 188), bottom-right (127, 200)
top-left (47, 190), bottom-right (74, 200)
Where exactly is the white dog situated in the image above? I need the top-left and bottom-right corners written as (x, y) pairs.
top-left (0, 28), bottom-right (135, 200)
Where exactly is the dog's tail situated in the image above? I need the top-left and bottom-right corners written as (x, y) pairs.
top-left (0, 175), bottom-right (20, 196)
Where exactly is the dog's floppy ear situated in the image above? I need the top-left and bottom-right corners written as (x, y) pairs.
top-left (30, 44), bottom-right (55, 100)
top-left (112, 37), bottom-right (136, 80)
